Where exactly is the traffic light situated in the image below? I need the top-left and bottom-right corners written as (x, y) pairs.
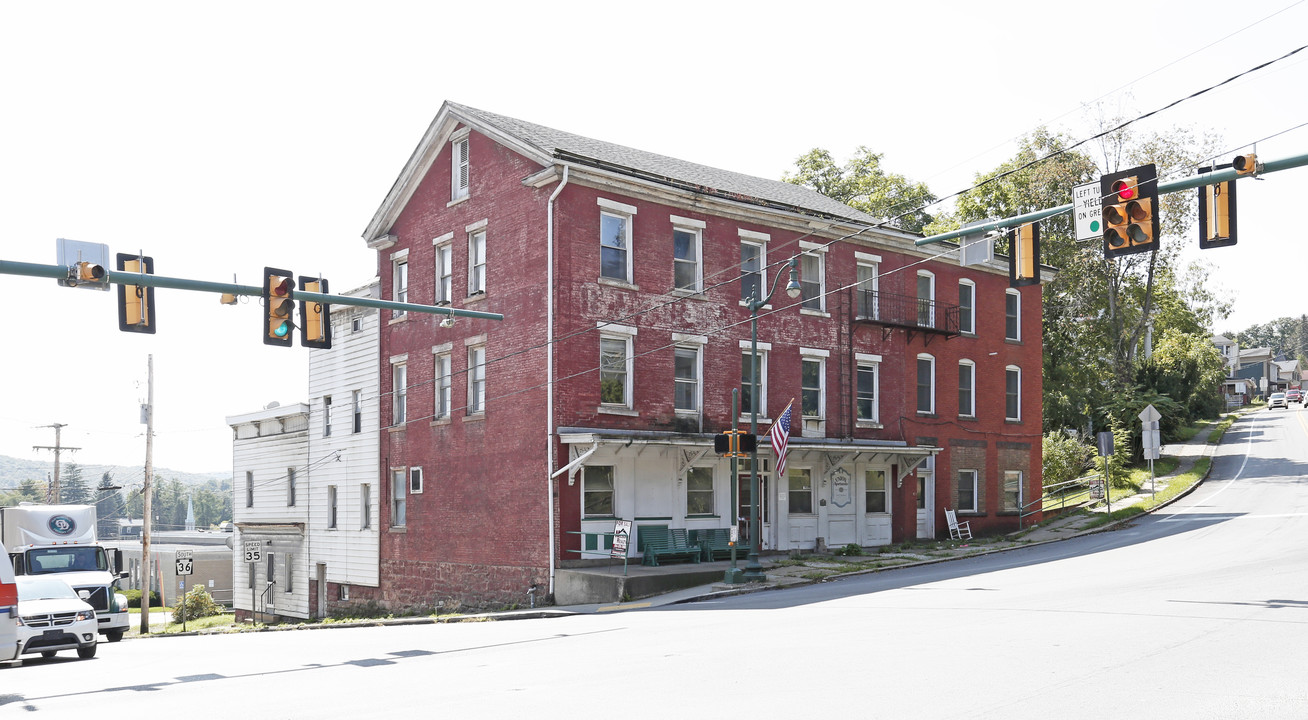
top-left (1100, 164), bottom-right (1159, 259)
top-left (115, 253), bottom-right (156, 334)
top-left (298, 276), bottom-right (332, 349)
top-left (263, 267), bottom-right (295, 347)
top-left (1232, 153), bottom-right (1259, 176)
top-left (1197, 164), bottom-right (1237, 249)
top-left (714, 430), bottom-right (757, 457)
top-left (1008, 221), bottom-right (1041, 287)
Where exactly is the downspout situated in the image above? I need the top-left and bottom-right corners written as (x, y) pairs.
top-left (546, 165), bottom-right (569, 598)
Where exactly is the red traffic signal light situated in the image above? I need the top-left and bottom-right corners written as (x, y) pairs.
top-left (116, 253), bottom-right (156, 334)
top-left (1101, 164), bottom-right (1159, 258)
top-left (263, 267), bottom-right (295, 347)
top-left (1197, 164), bottom-right (1237, 249)
top-left (298, 276), bottom-right (332, 349)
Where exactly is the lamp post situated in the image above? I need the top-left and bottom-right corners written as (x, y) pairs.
top-left (743, 256), bottom-right (801, 582)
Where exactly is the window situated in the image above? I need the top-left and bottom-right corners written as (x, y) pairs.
top-left (598, 199), bottom-right (636, 283)
top-left (392, 362), bottom-right (407, 425)
top-left (958, 280), bottom-right (976, 334)
top-left (600, 335), bottom-right (632, 408)
top-left (267, 553), bottom-right (275, 587)
top-left (865, 469), bottom-right (888, 513)
top-left (740, 344), bottom-right (769, 417)
top-left (360, 483), bottom-right (371, 530)
top-left (434, 239), bottom-right (453, 304)
top-left (789, 468), bottom-right (813, 514)
top-left (1006, 366), bottom-right (1022, 421)
top-left (671, 216), bottom-right (704, 291)
top-left (674, 346), bottom-right (699, 413)
top-left (740, 240), bottom-right (764, 302)
top-left (248, 562), bottom-right (255, 589)
top-left (917, 354), bottom-right (935, 414)
top-left (799, 248), bottom-right (825, 311)
top-left (916, 271), bottom-right (935, 327)
top-left (322, 395), bottom-right (332, 437)
top-left (285, 553), bottom-right (293, 593)
top-left (434, 353), bottom-right (452, 419)
top-left (409, 467), bottom-right (424, 494)
top-left (392, 252), bottom-right (408, 319)
top-left (390, 468), bottom-right (406, 527)
top-left (287, 467), bottom-right (297, 507)
top-left (1003, 470), bottom-right (1022, 512)
top-left (352, 390), bottom-right (362, 434)
top-left (801, 353), bottom-right (825, 420)
top-left (958, 470), bottom-right (978, 513)
top-left (856, 355), bottom-right (880, 423)
top-left (583, 466), bottom-right (615, 517)
top-left (467, 345), bottom-right (486, 415)
top-left (468, 228), bottom-right (486, 296)
top-left (958, 360), bottom-right (976, 418)
top-left (245, 471), bottom-right (254, 508)
top-left (686, 466), bottom-right (714, 515)
top-left (1006, 289), bottom-right (1021, 341)
top-left (451, 133), bottom-right (469, 201)
top-left (856, 259), bottom-right (879, 319)
top-left (327, 485), bottom-right (338, 529)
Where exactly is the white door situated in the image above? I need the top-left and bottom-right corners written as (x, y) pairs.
top-left (917, 470), bottom-right (935, 539)
top-left (826, 465), bottom-right (856, 546)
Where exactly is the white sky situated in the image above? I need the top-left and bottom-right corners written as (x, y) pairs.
top-left (2, 1), bottom-right (1305, 476)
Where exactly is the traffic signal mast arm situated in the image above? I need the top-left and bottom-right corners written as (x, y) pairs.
top-left (914, 150), bottom-right (1308, 247)
top-left (0, 261), bottom-right (504, 322)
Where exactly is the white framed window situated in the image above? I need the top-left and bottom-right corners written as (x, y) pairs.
top-left (468, 223), bottom-right (487, 296)
top-left (360, 483), bottom-right (371, 530)
top-left (467, 344), bottom-right (486, 415)
top-left (434, 352), bottom-right (452, 419)
top-left (856, 255), bottom-right (880, 319)
top-left (740, 233), bottom-right (767, 303)
top-left (958, 469), bottom-right (978, 513)
top-left (583, 465), bottom-right (615, 517)
top-left (433, 234), bottom-right (453, 305)
top-left (391, 250), bottom-right (409, 320)
top-left (958, 279), bottom-right (976, 335)
top-left (865, 469), bottom-right (889, 514)
top-left (598, 198), bottom-right (636, 284)
top-left (674, 346), bottom-right (700, 413)
top-left (390, 468), bottom-right (406, 527)
top-left (788, 468), bottom-right (814, 514)
top-left (287, 467), bottom-right (297, 507)
top-left (855, 353), bottom-right (881, 424)
top-left (327, 485), bottom-right (338, 529)
top-left (799, 242), bottom-right (827, 313)
top-left (800, 348), bottom-right (828, 421)
top-left (686, 466), bottom-right (714, 516)
top-left (917, 353), bottom-right (935, 415)
top-left (451, 130), bottom-right (470, 202)
top-left (958, 359), bottom-right (976, 418)
top-left (916, 270), bottom-right (935, 327)
top-left (351, 389), bottom-right (362, 434)
top-left (285, 553), bottom-right (294, 593)
top-left (409, 466), bottom-right (424, 495)
top-left (391, 360), bottom-right (407, 425)
top-left (600, 336), bottom-right (633, 408)
top-left (671, 215), bottom-right (704, 292)
top-left (740, 340), bottom-right (770, 418)
top-left (1003, 470), bottom-right (1023, 513)
top-left (322, 395), bottom-right (332, 437)
top-left (1006, 289), bottom-right (1021, 341)
top-left (1006, 365), bottom-right (1022, 421)
top-left (245, 471), bottom-right (254, 508)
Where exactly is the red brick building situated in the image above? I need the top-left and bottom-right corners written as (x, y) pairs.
top-left (360, 102), bottom-right (1043, 608)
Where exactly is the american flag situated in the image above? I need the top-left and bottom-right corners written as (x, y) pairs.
top-left (769, 400), bottom-right (794, 479)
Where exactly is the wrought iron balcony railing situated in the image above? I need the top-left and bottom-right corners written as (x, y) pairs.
top-left (854, 289), bottom-right (960, 338)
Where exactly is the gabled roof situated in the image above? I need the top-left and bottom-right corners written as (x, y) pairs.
top-left (1238, 346), bottom-right (1273, 359)
top-left (364, 101), bottom-right (886, 243)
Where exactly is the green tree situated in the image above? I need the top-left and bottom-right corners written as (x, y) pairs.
top-left (95, 471), bottom-right (127, 538)
top-left (783, 147), bottom-right (938, 233)
top-left (60, 462), bottom-right (91, 505)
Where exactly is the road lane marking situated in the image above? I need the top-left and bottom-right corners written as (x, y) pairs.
top-left (1159, 512), bottom-right (1308, 523)
top-left (598, 602), bottom-right (650, 612)
top-left (1161, 412), bottom-right (1258, 521)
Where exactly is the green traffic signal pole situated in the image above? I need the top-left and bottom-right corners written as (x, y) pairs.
top-left (0, 260), bottom-right (504, 322)
top-left (913, 150), bottom-right (1308, 247)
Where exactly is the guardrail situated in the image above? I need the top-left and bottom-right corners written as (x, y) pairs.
top-left (565, 530), bottom-right (628, 575)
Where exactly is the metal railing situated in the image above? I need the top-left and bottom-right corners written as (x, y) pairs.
top-left (854, 289), bottom-right (961, 336)
top-left (1021, 475), bottom-right (1097, 526)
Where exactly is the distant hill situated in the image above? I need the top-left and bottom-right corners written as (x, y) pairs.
top-left (0, 454), bottom-right (228, 491)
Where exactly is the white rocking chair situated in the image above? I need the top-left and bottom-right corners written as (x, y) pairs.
top-left (945, 509), bottom-right (973, 541)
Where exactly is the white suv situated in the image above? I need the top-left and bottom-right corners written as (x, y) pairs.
top-left (14, 577), bottom-right (98, 661)
top-left (1, 546), bottom-right (18, 664)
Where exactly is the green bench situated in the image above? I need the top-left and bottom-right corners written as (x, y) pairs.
top-left (640, 526), bottom-right (702, 566)
top-left (690, 528), bottom-right (746, 561)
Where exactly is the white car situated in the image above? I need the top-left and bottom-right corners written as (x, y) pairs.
top-left (1, 547), bottom-right (18, 664)
top-left (1269, 392), bottom-right (1288, 410)
top-left (14, 577), bottom-right (98, 661)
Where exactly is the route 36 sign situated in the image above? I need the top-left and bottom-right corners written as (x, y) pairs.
top-left (175, 550), bottom-right (194, 576)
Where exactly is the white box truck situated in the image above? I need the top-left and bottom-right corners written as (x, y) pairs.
top-left (1, 504), bottom-right (130, 642)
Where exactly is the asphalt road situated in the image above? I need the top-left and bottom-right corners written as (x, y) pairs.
top-left (4, 409), bottom-right (1307, 719)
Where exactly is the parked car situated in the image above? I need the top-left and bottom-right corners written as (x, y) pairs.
top-left (1, 546), bottom-right (18, 664)
top-left (1268, 392), bottom-right (1288, 409)
top-left (1287, 389), bottom-right (1303, 404)
top-left (14, 576), bottom-right (98, 661)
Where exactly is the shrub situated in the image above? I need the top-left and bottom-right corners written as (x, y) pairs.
top-left (834, 543), bottom-right (864, 557)
top-left (123, 589), bottom-right (161, 608)
top-left (1042, 430), bottom-right (1094, 487)
top-left (171, 585), bottom-right (223, 621)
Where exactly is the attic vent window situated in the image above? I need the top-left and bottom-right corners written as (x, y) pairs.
top-left (451, 132), bottom-right (470, 201)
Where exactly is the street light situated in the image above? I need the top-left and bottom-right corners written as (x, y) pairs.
top-left (743, 256), bottom-right (801, 582)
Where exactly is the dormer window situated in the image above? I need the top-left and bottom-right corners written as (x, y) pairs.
top-left (451, 129), bottom-right (470, 202)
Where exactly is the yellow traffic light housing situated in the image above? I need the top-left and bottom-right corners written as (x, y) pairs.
top-left (1101, 164), bottom-right (1159, 259)
top-left (298, 276), bottom-right (332, 349)
top-left (1008, 221), bottom-right (1041, 287)
top-left (1197, 163), bottom-right (1238, 249)
top-left (263, 267), bottom-right (295, 347)
top-left (1232, 153), bottom-right (1259, 176)
top-left (714, 430), bottom-right (756, 457)
top-left (115, 253), bottom-right (156, 334)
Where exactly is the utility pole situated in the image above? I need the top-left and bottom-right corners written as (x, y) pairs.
top-left (140, 354), bottom-right (155, 634)
top-left (34, 423), bottom-right (79, 503)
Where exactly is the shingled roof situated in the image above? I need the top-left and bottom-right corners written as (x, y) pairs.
top-left (447, 102), bottom-right (884, 227)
